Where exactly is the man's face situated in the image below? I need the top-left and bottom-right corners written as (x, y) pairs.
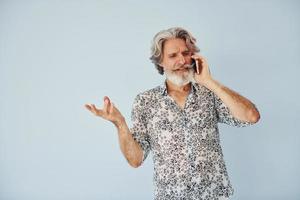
top-left (159, 38), bottom-right (195, 86)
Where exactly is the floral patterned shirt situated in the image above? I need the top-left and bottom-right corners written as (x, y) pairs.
top-left (130, 81), bottom-right (255, 200)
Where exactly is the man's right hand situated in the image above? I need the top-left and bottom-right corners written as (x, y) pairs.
top-left (85, 96), bottom-right (125, 127)
top-left (85, 96), bottom-right (143, 168)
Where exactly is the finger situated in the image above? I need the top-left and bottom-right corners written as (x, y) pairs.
top-left (104, 96), bottom-right (110, 102)
top-left (91, 104), bottom-right (98, 114)
top-left (91, 104), bottom-right (104, 116)
top-left (191, 54), bottom-right (201, 59)
top-left (198, 61), bottom-right (204, 74)
top-left (85, 104), bottom-right (92, 110)
top-left (103, 96), bottom-right (110, 114)
top-left (86, 104), bottom-right (98, 114)
top-left (192, 54), bottom-right (204, 61)
top-left (109, 102), bottom-right (114, 114)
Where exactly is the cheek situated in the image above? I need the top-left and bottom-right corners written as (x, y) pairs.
top-left (187, 57), bottom-right (193, 64)
top-left (162, 61), bottom-right (175, 70)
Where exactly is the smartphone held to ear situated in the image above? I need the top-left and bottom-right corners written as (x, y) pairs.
top-left (191, 59), bottom-right (199, 74)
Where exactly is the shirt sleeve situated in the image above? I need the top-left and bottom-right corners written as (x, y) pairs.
top-left (129, 94), bottom-right (151, 164)
top-left (212, 91), bottom-right (257, 127)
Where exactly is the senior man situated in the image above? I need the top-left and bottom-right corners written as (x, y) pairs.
top-left (85, 27), bottom-right (260, 200)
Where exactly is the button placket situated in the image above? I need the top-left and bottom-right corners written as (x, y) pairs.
top-left (180, 111), bottom-right (195, 185)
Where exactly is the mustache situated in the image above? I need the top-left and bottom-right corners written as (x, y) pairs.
top-left (174, 62), bottom-right (196, 70)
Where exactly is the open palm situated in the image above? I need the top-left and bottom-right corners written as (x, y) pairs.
top-left (85, 96), bottom-right (124, 125)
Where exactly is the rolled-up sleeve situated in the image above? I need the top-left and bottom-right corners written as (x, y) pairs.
top-left (129, 94), bottom-right (151, 163)
top-left (212, 91), bottom-right (257, 127)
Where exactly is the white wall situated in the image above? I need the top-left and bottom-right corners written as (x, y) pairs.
top-left (1, 0), bottom-right (299, 199)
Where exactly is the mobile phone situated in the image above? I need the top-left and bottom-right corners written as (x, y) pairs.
top-left (191, 59), bottom-right (198, 73)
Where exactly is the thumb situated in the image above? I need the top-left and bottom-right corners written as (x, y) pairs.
top-left (109, 102), bottom-right (114, 114)
top-left (104, 96), bottom-right (110, 104)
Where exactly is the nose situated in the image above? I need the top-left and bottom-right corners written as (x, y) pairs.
top-left (177, 54), bottom-right (185, 65)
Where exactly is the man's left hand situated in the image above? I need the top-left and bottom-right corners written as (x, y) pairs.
top-left (191, 54), bottom-right (213, 86)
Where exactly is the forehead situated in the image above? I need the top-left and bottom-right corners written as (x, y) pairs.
top-left (163, 38), bottom-right (189, 54)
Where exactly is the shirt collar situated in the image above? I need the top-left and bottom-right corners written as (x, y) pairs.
top-left (159, 80), bottom-right (200, 96)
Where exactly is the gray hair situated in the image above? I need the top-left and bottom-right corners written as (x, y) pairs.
top-left (149, 27), bottom-right (200, 75)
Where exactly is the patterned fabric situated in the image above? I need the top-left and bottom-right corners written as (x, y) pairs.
top-left (130, 81), bottom-right (255, 200)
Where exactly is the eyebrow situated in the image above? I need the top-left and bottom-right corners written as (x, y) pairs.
top-left (167, 49), bottom-right (190, 56)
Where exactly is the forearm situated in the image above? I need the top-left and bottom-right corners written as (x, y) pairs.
top-left (204, 78), bottom-right (260, 123)
top-left (113, 118), bottom-right (143, 168)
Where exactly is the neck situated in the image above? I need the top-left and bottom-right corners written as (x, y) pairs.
top-left (166, 79), bottom-right (191, 93)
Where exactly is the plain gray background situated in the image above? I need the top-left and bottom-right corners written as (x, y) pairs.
top-left (1, 0), bottom-right (299, 199)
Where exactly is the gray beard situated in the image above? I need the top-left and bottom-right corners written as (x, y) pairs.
top-left (165, 68), bottom-right (195, 87)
